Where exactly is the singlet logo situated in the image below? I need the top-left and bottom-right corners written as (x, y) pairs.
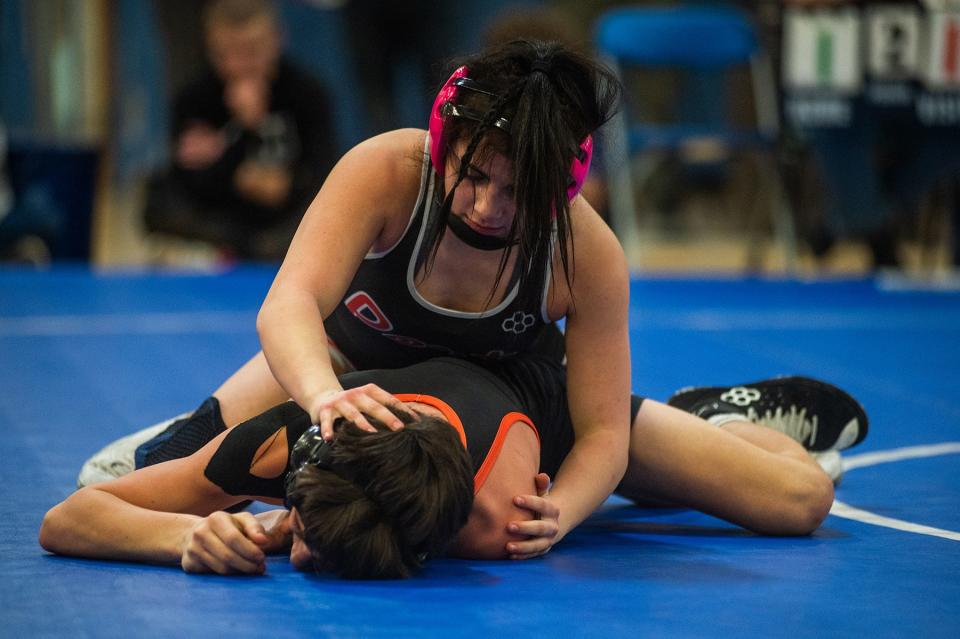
top-left (344, 291), bottom-right (394, 332)
top-left (502, 311), bottom-right (536, 335)
top-left (342, 291), bottom-right (522, 359)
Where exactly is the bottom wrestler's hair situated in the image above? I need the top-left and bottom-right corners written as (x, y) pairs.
top-left (287, 410), bottom-right (474, 579)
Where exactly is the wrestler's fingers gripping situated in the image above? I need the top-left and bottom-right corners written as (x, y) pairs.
top-left (534, 473), bottom-right (551, 497)
top-left (514, 494), bottom-right (560, 520)
top-left (182, 519), bottom-right (229, 574)
top-left (336, 384), bottom-right (404, 431)
top-left (363, 384), bottom-right (416, 428)
top-left (352, 385), bottom-right (409, 431)
top-left (506, 515), bottom-right (560, 559)
top-left (182, 543), bottom-right (227, 574)
top-left (318, 406), bottom-right (336, 441)
top-left (506, 535), bottom-right (554, 560)
top-left (233, 511), bottom-right (270, 546)
top-left (508, 518), bottom-right (559, 540)
top-left (204, 513), bottom-right (265, 573)
top-left (332, 394), bottom-right (376, 433)
top-left (225, 512), bottom-right (269, 559)
top-left (197, 527), bottom-right (261, 575)
top-left (254, 509), bottom-right (293, 552)
top-left (506, 494), bottom-right (560, 560)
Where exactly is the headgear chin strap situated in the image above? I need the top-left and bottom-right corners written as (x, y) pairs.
top-left (445, 212), bottom-right (515, 251)
top-left (428, 65), bottom-right (593, 201)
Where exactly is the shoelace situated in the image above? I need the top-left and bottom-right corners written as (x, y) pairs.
top-left (106, 458), bottom-right (134, 473)
top-left (745, 404), bottom-right (819, 446)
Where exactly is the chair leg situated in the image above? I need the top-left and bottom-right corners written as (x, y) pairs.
top-left (766, 161), bottom-right (799, 274)
top-left (602, 112), bottom-right (642, 265)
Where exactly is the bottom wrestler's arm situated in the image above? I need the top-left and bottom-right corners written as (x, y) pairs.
top-left (40, 484), bottom-right (207, 565)
top-left (40, 433), bottom-right (272, 574)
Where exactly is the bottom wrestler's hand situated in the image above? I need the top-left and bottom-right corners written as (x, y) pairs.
top-left (506, 473), bottom-right (560, 560)
top-left (181, 511), bottom-right (268, 575)
top-left (254, 509), bottom-right (294, 554)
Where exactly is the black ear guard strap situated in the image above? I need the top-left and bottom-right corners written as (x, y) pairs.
top-left (284, 425), bottom-right (338, 508)
top-left (440, 102), bottom-right (511, 132)
top-left (442, 77), bottom-right (511, 131)
top-left (452, 76), bottom-right (499, 98)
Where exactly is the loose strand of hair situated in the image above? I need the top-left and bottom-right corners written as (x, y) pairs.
top-left (419, 80), bottom-right (528, 313)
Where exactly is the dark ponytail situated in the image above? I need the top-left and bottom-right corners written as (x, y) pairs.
top-left (421, 39), bottom-right (621, 308)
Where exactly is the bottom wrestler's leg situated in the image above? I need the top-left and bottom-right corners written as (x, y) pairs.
top-left (212, 351), bottom-right (291, 427)
top-left (78, 348), bottom-right (354, 486)
top-left (78, 352), bottom-right (287, 486)
top-left (130, 351), bottom-right (290, 470)
top-left (617, 400), bottom-right (835, 535)
top-left (215, 346), bottom-right (355, 426)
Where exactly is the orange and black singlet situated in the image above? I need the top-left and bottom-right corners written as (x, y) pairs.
top-left (203, 357), bottom-right (582, 500)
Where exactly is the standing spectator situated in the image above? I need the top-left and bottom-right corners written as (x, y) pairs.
top-left (144, 0), bottom-right (336, 261)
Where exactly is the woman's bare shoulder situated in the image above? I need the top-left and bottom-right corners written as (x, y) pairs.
top-left (546, 196), bottom-right (627, 320)
top-left (568, 195), bottom-right (624, 259)
top-left (334, 129), bottom-right (429, 214)
top-left (346, 129), bottom-right (428, 175)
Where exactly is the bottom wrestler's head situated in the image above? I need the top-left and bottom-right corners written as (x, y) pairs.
top-left (285, 408), bottom-right (474, 579)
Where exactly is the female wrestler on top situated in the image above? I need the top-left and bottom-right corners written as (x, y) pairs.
top-left (44, 357), bottom-right (867, 579)
top-left (80, 40), bottom-right (867, 561)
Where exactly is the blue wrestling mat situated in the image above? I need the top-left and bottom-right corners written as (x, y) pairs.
top-left (2, 265), bottom-right (958, 638)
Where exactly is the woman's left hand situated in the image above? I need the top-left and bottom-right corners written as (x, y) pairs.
top-left (505, 473), bottom-right (561, 560)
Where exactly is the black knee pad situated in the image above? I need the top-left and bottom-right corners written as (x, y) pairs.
top-left (135, 397), bottom-right (227, 468)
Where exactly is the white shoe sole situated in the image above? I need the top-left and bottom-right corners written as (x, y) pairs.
top-left (812, 450), bottom-right (844, 486)
top-left (76, 413), bottom-right (191, 488)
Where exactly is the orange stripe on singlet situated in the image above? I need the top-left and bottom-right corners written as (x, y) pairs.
top-left (393, 393), bottom-right (467, 447)
top-left (392, 394), bottom-right (540, 494)
top-left (473, 412), bottom-right (540, 493)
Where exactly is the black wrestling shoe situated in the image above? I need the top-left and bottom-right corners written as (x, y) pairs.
top-left (667, 376), bottom-right (869, 453)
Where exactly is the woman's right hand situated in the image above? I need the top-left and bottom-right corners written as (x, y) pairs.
top-left (307, 383), bottom-right (414, 441)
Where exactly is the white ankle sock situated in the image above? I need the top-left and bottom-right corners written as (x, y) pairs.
top-left (707, 413), bottom-right (749, 427)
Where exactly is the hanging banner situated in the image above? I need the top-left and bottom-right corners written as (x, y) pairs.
top-left (920, 1), bottom-right (960, 11)
top-left (917, 10), bottom-right (960, 124)
top-left (783, 7), bottom-right (861, 127)
top-left (865, 4), bottom-right (920, 106)
top-left (923, 11), bottom-right (960, 86)
top-left (783, 7), bottom-right (862, 93)
top-left (867, 5), bottom-right (920, 80)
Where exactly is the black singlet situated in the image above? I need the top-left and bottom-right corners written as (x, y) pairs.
top-left (322, 140), bottom-right (565, 371)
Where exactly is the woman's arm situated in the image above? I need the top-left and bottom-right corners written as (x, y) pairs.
top-left (39, 432), bottom-right (275, 574)
top-left (257, 129), bottom-right (424, 438)
top-left (508, 200), bottom-right (632, 557)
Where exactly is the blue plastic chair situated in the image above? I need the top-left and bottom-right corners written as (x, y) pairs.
top-left (595, 4), bottom-right (797, 271)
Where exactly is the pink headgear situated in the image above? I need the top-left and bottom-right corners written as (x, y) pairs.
top-left (428, 66), bottom-right (593, 201)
